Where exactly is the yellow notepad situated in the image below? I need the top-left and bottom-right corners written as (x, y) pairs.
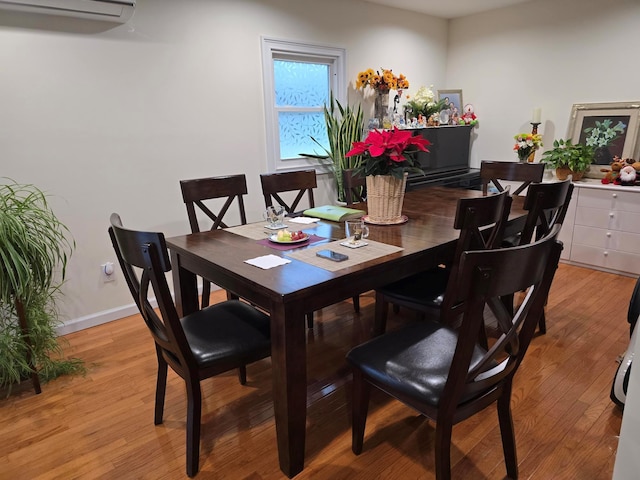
top-left (303, 205), bottom-right (366, 222)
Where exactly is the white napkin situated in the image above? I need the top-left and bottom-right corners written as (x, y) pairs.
top-left (288, 217), bottom-right (320, 224)
top-left (244, 254), bottom-right (291, 269)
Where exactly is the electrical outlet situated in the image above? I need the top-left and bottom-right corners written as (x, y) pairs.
top-left (101, 262), bottom-right (115, 282)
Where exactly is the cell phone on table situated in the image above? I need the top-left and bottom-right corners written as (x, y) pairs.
top-left (316, 249), bottom-right (349, 262)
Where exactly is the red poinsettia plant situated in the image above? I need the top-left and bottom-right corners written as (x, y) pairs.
top-left (346, 127), bottom-right (431, 179)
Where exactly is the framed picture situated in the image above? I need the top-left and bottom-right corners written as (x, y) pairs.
top-left (568, 102), bottom-right (640, 165)
top-left (437, 89), bottom-right (463, 117)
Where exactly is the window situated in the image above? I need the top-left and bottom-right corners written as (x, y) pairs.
top-left (261, 37), bottom-right (346, 173)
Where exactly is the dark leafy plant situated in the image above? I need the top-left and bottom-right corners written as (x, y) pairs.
top-left (300, 92), bottom-right (365, 202)
top-left (0, 179), bottom-right (83, 395)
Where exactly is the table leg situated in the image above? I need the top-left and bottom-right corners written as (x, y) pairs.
top-left (169, 251), bottom-right (199, 317)
top-left (271, 303), bottom-right (307, 478)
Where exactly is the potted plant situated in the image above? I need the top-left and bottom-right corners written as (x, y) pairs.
top-left (346, 127), bottom-right (430, 224)
top-left (404, 85), bottom-right (449, 123)
top-left (540, 138), bottom-right (594, 181)
top-left (0, 179), bottom-right (83, 395)
top-left (300, 92), bottom-right (365, 203)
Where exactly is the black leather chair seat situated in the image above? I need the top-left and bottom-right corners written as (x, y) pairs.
top-left (377, 267), bottom-right (450, 308)
top-left (347, 321), bottom-right (490, 407)
top-left (181, 300), bottom-right (271, 367)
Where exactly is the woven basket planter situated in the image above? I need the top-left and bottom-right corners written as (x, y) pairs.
top-left (365, 173), bottom-right (407, 224)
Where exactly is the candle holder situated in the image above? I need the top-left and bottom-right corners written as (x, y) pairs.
top-left (531, 122), bottom-right (541, 135)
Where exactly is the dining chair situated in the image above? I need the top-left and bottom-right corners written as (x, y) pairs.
top-left (374, 189), bottom-right (512, 336)
top-left (504, 178), bottom-right (574, 334)
top-left (347, 226), bottom-right (563, 480)
top-left (480, 160), bottom-right (545, 196)
top-left (260, 169), bottom-right (360, 328)
top-left (108, 213), bottom-right (271, 478)
top-left (260, 169), bottom-right (316, 216)
top-left (180, 174), bottom-right (248, 308)
top-left (343, 168), bottom-right (366, 206)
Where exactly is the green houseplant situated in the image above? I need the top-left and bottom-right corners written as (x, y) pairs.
top-left (300, 93), bottom-right (365, 203)
top-left (404, 85), bottom-right (448, 121)
top-left (0, 179), bottom-right (83, 395)
top-left (541, 138), bottom-right (594, 181)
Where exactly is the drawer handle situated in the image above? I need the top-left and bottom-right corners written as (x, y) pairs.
top-left (613, 193), bottom-right (618, 198)
top-left (604, 251), bottom-right (609, 256)
top-left (606, 232), bottom-right (612, 237)
top-left (609, 212), bottom-right (615, 217)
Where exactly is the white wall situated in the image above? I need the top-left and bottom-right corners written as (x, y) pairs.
top-left (3, 0), bottom-right (639, 330)
top-left (447, 0), bottom-right (640, 168)
top-left (1, 0), bottom-right (448, 329)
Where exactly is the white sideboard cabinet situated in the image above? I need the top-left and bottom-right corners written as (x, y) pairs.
top-left (559, 180), bottom-right (640, 276)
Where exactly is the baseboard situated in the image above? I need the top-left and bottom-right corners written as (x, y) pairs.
top-left (56, 299), bottom-right (158, 336)
top-left (57, 283), bottom-right (215, 336)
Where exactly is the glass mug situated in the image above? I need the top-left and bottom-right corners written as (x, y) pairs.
top-left (345, 219), bottom-right (369, 244)
top-left (263, 205), bottom-right (285, 227)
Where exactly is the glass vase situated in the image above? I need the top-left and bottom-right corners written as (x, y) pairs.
top-left (374, 90), bottom-right (390, 129)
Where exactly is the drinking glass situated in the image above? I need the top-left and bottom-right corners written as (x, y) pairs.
top-left (345, 219), bottom-right (369, 244)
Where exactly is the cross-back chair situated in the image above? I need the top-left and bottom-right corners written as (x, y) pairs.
top-left (180, 174), bottom-right (248, 308)
top-left (374, 189), bottom-right (512, 336)
top-left (347, 225), bottom-right (563, 480)
top-left (260, 169), bottom-right (316, 216)
top-left (480, 160), bottom-right (545, 196)
top-left (108, 213), bottom-right (271, 478)
top-left (505, 178), bottom-right (574, 333)
top-left (260, 169), bottom-right (355, 329)
top-left (343, 168), bottom-right (366, 206)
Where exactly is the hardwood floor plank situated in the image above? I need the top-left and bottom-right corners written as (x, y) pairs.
top-left (0, 264), bottom-right (634, 479)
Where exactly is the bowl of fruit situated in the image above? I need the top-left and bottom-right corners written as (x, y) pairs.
top-left (269, 229), bottom-right (309, 244)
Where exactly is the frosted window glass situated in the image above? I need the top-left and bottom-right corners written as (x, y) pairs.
top-left (274, 60), bottom-right (329, 107)
top-left (279, 112), bottom-right (328, 160)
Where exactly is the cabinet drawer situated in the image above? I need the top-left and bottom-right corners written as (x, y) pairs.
top-left (578, 188), bottom-right (640, 213)
top-left (575, 206), bottom-right (640, 233)
top-left (573, 225), bottom-right (640, 253)
top-left (570, 244), bottom-right (640, 275)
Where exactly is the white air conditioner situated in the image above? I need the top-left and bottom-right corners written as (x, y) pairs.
top-left (0, 0), bottom-right (135, 23)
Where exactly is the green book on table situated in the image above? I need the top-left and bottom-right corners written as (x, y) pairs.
top-left (303, 205), bottom-right (366, 222)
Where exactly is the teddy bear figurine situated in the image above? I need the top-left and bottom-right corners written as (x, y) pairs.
top-left (459, 104), bottom-right (478, 126)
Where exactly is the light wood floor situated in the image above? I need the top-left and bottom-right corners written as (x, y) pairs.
top-left (1, 264), bottom-right (634, 479)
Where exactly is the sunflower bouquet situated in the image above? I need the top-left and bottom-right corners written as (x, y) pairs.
top-left (356, 68), bottom-right (409, 93)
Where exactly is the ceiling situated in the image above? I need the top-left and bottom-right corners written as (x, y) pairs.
top-left (363, 0), bottom-right (534, 19)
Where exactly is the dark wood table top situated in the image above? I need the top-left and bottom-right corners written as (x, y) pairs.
top-left (167, 187), bottom-right (525, 313)
top-left (165, 185), bottom-right (526, 478)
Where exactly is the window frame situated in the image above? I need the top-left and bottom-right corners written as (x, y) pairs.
top-left (261, 36), bottom-right (346, 173)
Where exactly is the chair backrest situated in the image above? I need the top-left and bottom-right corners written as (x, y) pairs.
top-left (445, 224), bottom-right (563, 405)
top-left (480, 161), bottom-right (545, 196)
top-left (440, 190), bottom-right (513, 320)
top-left (260, 170), bottom-right (317, 215)
top-left (519, 179), bottom-right (574, 244)
top-left (108, 213), bottom-right (196, 372)
top-left (343, 168), bottom-right (366, 205)
top-left (180, 174), bottom-right (248, 232)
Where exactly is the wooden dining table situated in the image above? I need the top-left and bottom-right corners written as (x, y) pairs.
top-left (165, 185), bottom-right (526, 478)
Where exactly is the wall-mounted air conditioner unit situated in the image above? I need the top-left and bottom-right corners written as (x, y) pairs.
top-left (0, 0), bottom-right (135, 23)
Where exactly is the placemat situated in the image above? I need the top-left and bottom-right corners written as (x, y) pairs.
top-left (285, 239), bottom-right (403, 272)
